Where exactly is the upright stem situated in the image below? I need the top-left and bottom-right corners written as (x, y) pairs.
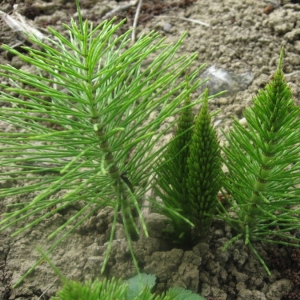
top-left (93, 123), bottom-right (137, 238)
top-left (244, 143), bottom-right (274, 237)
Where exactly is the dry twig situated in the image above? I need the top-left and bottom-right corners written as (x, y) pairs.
top-left (156, 15), bottom-right (210, 27)
top-left (0, 5), bottom-right (46, 41)
top-left (103, 0), bottom-right (139, 20)
top-left (131, 0), bottom-right (143, 43)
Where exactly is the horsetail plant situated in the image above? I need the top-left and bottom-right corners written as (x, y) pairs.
top-left (53, 274), bottom-right (206, 300)
top-left (187, 89), bottom-right (222, 241)
top-left (154, 88), bottom-right (222, 243)
top-left (218, 49), bottom-right (300, 275)
top-left (0, 0), bottom-right (207, 286)
top-left (153, 80), bottom-right (195, 243)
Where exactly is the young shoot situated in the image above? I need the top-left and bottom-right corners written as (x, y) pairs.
top-left (219, 49), bottom-right (300, 275)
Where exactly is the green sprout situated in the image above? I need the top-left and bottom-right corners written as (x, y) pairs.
top-left (154, 88), bottom-right (222, 243)
top-left (0, 0), bottom-right (206, 286)
top-left (153, 79), bottom-right (195, 243)
top-left (219, 49), bottom-right (300, 275)
top-left (187, 89), bottom-right (222, 241)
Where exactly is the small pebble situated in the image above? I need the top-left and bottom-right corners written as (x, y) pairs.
top-left (163, 23), bottom-right (172, 33)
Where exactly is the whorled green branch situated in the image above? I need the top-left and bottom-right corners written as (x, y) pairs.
top-left (0, 5), bottom-right (207, 286)
top-left (219, 49), bottom-right (300, 275)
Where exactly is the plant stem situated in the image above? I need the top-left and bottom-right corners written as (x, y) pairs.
top-left (93, 123), bottom-right (137, 238)
top-left (245, 153), bottom-right (272, 228)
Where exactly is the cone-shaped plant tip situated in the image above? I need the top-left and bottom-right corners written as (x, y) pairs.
top-left (153, 78), bottom-right (195, 243)
top-left (187, 88), bottom-right (222, 241)
top-left (220, 48), bottom-right (300, 275)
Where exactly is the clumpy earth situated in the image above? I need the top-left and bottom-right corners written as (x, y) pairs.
top-left (1, 0), bottom-right (300, 299)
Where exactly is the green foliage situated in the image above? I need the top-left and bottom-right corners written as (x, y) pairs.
top-left (187, 89), bottom-right (222, 240)
top-left (3, 0), bottom-right (299, 287)
top-left (218, 49), bottom-right (300, 275)
top-left (126, 273), bottom-right (156, 299)
top-left (153, 80), bottom-right (195, 242)
top-left (154, 49), bottom-right (300, 275)
top-left (154, 88), bottom-right (222, 243)
top-left (165, 287), bottom-right (206, 300)
top-left (53, 273), bottom-right (206, 300)
top-left (0, 0), bottom-right (205, 286)
top-left (52, 278), bottom-right (128, 300)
